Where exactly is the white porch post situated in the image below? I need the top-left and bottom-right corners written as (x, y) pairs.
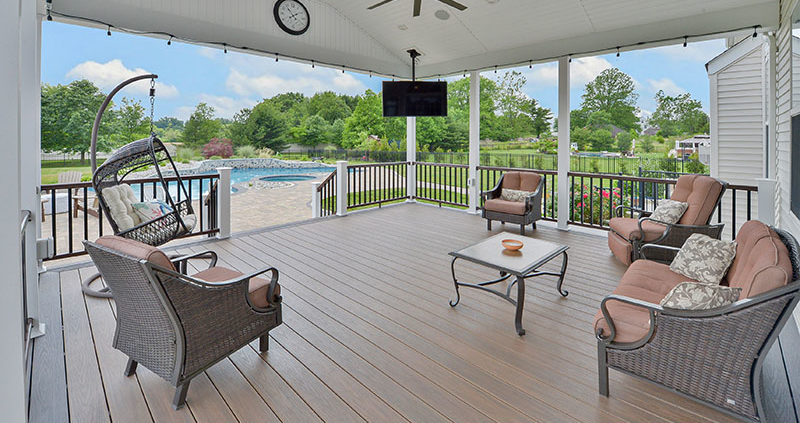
top-left (467, 71), bottom-right (480, 214)
top-left (406, 116), bottom-right (417, 201)
top-left (336, 160), bottom-right (348, 216)
top-left (0, 0), bottom-right (29, 420)
top-left (557, 56), bottom-right (571, 230)
top-left (767, 32), bottom-right (777, 180)
top-left (215, 167), bottom-right (231, 239)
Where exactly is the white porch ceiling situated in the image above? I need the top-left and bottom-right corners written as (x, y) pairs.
top-left (48, 0), bottom-right (778, 79)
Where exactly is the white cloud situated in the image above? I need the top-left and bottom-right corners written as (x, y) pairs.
top-left (652, 39), bottom-right (726, 63)
top-left (173, 95), bottom-right (256, 120)
top-left (524, 56), bottom-right (613, 88)
top-left (226, 66), bottom-right (367, 98)
top-left (197, 47), bottom-right (220, 59)
top-left (66, 59), bottom-right (179, 98)
top-left (646, 78), bottom-right (686, 96)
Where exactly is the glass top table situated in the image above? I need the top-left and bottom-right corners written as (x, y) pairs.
top-left (448, 232), bottom-right (569, 335)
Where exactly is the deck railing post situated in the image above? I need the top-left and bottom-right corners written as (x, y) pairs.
top-left (756, 178), bottom-right (776, 225)
top-left (406, 116), bottom-right (417, 201)
top-left (556, 56), bottom-right (571, 230)
top-left (336, 161), bottom-right (348, 216)
top-left (216, 167), bottom-right (231, 239)
top-left (311, 181), bottom-right (321, 218)
top-left (467, 70), bottom-right (480, 214)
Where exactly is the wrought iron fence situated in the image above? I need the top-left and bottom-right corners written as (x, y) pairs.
top-left (415, 162), bottom-right (469, 207)
top-left (346, 162), bottom-right (408, 209)
top-left (40, 173), bottom-right (221, 260)
top-left (316, 170), bottom-right (337, 217)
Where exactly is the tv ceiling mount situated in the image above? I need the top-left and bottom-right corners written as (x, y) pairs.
top-left (408, 48), bottom-right (421, 81)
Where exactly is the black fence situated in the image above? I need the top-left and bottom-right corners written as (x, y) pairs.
top-left (277, 149), bottom-right (706, 175)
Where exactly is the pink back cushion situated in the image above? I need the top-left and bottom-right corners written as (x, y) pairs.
top-left (670, 175), bottom-right (723, 225)
top-left (501, 172), bottom-right (542, 192)
top-left (725, 221), bottom-right (793, 297)
top-left (95, 235), bottom-right (175, 271)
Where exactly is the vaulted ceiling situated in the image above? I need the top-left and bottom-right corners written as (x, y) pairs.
top-left (48, 0), bottom-right (778, 79)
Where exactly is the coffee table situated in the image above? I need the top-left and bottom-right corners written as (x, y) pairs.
top-left (448, 232), bottom-right (569, 335)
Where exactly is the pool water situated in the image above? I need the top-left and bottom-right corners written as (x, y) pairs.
top-left (228, 166), bottom-right (333, 185)
top-left (259, 174), bottom-right (318, 182)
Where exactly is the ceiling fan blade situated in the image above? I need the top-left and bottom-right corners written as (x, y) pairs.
top-left (413, 0), bottom-right (421, 17)
top-left (438, 0), bottom-right (467, 11)
top-left (367, 0), bottom-right (395, 10)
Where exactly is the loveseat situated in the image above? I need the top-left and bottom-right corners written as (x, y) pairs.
top-left (595, 220), bottom-right (800, 421)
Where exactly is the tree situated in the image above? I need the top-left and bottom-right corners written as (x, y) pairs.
top-left (639, 136), bottom-right (655, 153)
top-left (244, 101), bottom-right (288, 151)
top-left (298, 114), bottom-right (331, 146)
top-left (569, 108), bottom-right (592, 131)
top-left (447, 76), bottom-right (500, 140)
top-left (40, 80), bottom-right (111, 162)
top-left (588, 128), bottom-right (614, 151)
top-left (580, 68), bottom-right (639, 131)
top-left (182, 103), bottom-right (222, 146)
top-left (225, 108), bottom-right (252, 146)
top-left (650, 90), bottom-right (709, 137)
top-left (308, 92), bottom-right (352, 123)
top-left (114, 97), bottom-right (150, 144)
top-left (616, 131), bottom-right (633, 153)
top-left (570, 127), bottom-right (592, 151)
top-left (527, 99), bottom-right (552, 138)
top-left (154, 117), bottom-right (184, 130)
top-left (342, 90), bottom-right (384, 148)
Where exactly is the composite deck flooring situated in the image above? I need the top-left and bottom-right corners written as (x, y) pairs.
top-left (35, 203), bottom-right (754, 423)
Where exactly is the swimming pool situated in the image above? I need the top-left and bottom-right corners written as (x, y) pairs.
top-left (259, 174), bottom-right (318, 182)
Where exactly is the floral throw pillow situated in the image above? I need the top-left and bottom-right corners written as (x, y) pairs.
top-left (670, 234), bottom-right (737, 285)
top-left (131, 200), bottom-right (173, 222)
top-left (649, 199), bottom-right (688, 224)
top-left (500, 188), bottom-right (532, 202)
top-left (660, 282), bottom-right (741, 310)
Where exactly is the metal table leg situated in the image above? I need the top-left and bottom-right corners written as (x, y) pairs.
top-left (514, 275), bottom-right (525, 335)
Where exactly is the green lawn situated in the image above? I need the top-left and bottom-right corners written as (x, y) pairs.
top-left (41, 159), bottom-right (103, 184)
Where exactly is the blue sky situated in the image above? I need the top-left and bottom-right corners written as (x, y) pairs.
top-left (42, 21), bottom-right (725, 123)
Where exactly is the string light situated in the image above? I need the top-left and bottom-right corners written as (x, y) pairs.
top-left (311, 60), bottom-right (315, 68)
top-left (43, 9), bottom-right (766, 82)
top-left (223, 43), bottom-right (227, 53)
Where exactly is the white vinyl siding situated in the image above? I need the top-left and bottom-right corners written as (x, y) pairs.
top-left (710, 44), bottom-right (764, 239)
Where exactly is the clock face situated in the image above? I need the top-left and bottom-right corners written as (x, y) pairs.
top-left (274, 0), bottom-right (310, 35)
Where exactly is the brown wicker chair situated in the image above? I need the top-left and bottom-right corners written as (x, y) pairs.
top-left (84, 236), bottom-right (282, 410)
top-left (481, 171), bottom-right (543, 235)
top-left (595, 221), bottom-right (800, 422)
top-left (608, 174), bottom-right (727, 265)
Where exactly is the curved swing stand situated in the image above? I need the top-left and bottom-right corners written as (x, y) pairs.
top-left (82, 74), bottom-right (197, 298)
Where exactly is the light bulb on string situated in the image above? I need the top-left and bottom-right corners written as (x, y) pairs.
top-left (683, 36), bottom-right (687, 47)
top-left (107, 26), bottom-right (111, 36)
top-left (167, 36), bottom-right (172, 46)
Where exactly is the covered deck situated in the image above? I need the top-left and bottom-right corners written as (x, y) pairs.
top-left (31, 203), bottom-right (788, 423)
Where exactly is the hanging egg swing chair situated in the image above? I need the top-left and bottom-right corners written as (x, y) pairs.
top-left (82, 74), bottom-right (198, 297)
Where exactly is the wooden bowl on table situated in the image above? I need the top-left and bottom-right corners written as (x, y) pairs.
top-left (501, 239), bottom-right (523, 251)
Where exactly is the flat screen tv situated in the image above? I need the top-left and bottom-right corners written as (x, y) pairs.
top-left (382, 81), bottom-right (447, 117)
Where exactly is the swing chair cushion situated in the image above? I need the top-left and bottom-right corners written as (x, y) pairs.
top-left (104, 185), bottom-right (142, 231)
top-left (132, 199), bottom-right (173, 222)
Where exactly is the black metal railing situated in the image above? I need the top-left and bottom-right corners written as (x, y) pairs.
top-left (415, 162), bottom-right (469, 207)
top-left (317, 170), bottom-right (337, 217)
top-left (347, 162), bottom-right (407, 209)
top-left (40, 173), bottom-right (221, 261)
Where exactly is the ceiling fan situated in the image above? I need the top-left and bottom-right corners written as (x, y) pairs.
top-left (368, 0), bottom-right (467, 17)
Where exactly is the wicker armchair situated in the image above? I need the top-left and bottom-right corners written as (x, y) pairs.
top-left (596, 221), bottom-right (800, 422)
top-left (84, 236), bottom-right (282, 410)
top-left (608, 174), bottom-right (727, 265)
top-left (481, 171), bottom-right (543, 236)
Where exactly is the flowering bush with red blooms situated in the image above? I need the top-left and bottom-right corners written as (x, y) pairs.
top-left (570, 184), bottom-right (625, 226)
top-left (201, 138), bottom-right (234, 159)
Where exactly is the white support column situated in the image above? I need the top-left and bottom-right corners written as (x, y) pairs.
top-left (756, 178), bottom-right (777, 226)
top-left (311, 182), bottom-right (321, 218)
top-left (467, 71), bottom-right (481, 214)
top-left (215, 167), bottom-right (231, 239)
top-left (336, 160), bottom-right (348, 216)
top-left (0, 0), bottom-right (28, 419)
top-left (406, 116), bottom-right (417, 201)
top-left (557, 56), bottom-right (571, 230)
top-left (21, 1), bottom-right (44, 338)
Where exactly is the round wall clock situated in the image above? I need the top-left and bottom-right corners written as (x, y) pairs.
top-left (274, 0), bottom-right (310, 36)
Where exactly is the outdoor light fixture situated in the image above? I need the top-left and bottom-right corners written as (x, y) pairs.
top-left (753, 26), bottom-right (758, 38)
top-left (616, 47), bottom-right (620, 57)
top-left (311, 60), bottom-right (315, 68)
top-left (223, 43), bottom-right (227, 53)
top-left (275, 53), bottom-right (279, 61)
top-left (167, 36), bottom-right (172, 46)
top-left (107, 25), bottom-right (111, 36)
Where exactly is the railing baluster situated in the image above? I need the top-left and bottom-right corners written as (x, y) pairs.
top-left (67, 187), bottom-right (73, 253)
top-left (732, 188), bottom-right (737, 240)
top-left (51, 189), bottom-right (56, 254)
top-left (83, 187), bottom-right (88, 240)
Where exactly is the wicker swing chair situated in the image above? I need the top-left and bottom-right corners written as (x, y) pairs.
top-left (93, 136), bottom-right (196, 246)
top-left (82, 74), bottom-right (200, 298)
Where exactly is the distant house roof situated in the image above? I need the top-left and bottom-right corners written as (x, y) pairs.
top-left (677, 134), bottom-right (711, 146)
top-left (643, 126), bottom-right (659, 136)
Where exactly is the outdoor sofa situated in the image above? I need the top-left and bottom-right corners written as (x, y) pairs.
top-left (84, 235), bottom-right (282, 410)
top-left (595, 220), bottom-right (800, 422)
top-left (481, 171), bottom-right (543, 235)
top-left (608, 174), bottom-right (726, 265)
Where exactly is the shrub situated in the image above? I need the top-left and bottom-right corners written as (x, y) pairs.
top-left (175, 147), bottom-right (198, 163)
top-left (571, 184), bottom-right (627, 226)
top-left (258, 148), bottom-right (275, 158)
top-left (236, 145), bottom-right (258, 158)
top-left (208, 155), bottom-right (223, 160)
top-left (201, 138), bottom-right (233, 159)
